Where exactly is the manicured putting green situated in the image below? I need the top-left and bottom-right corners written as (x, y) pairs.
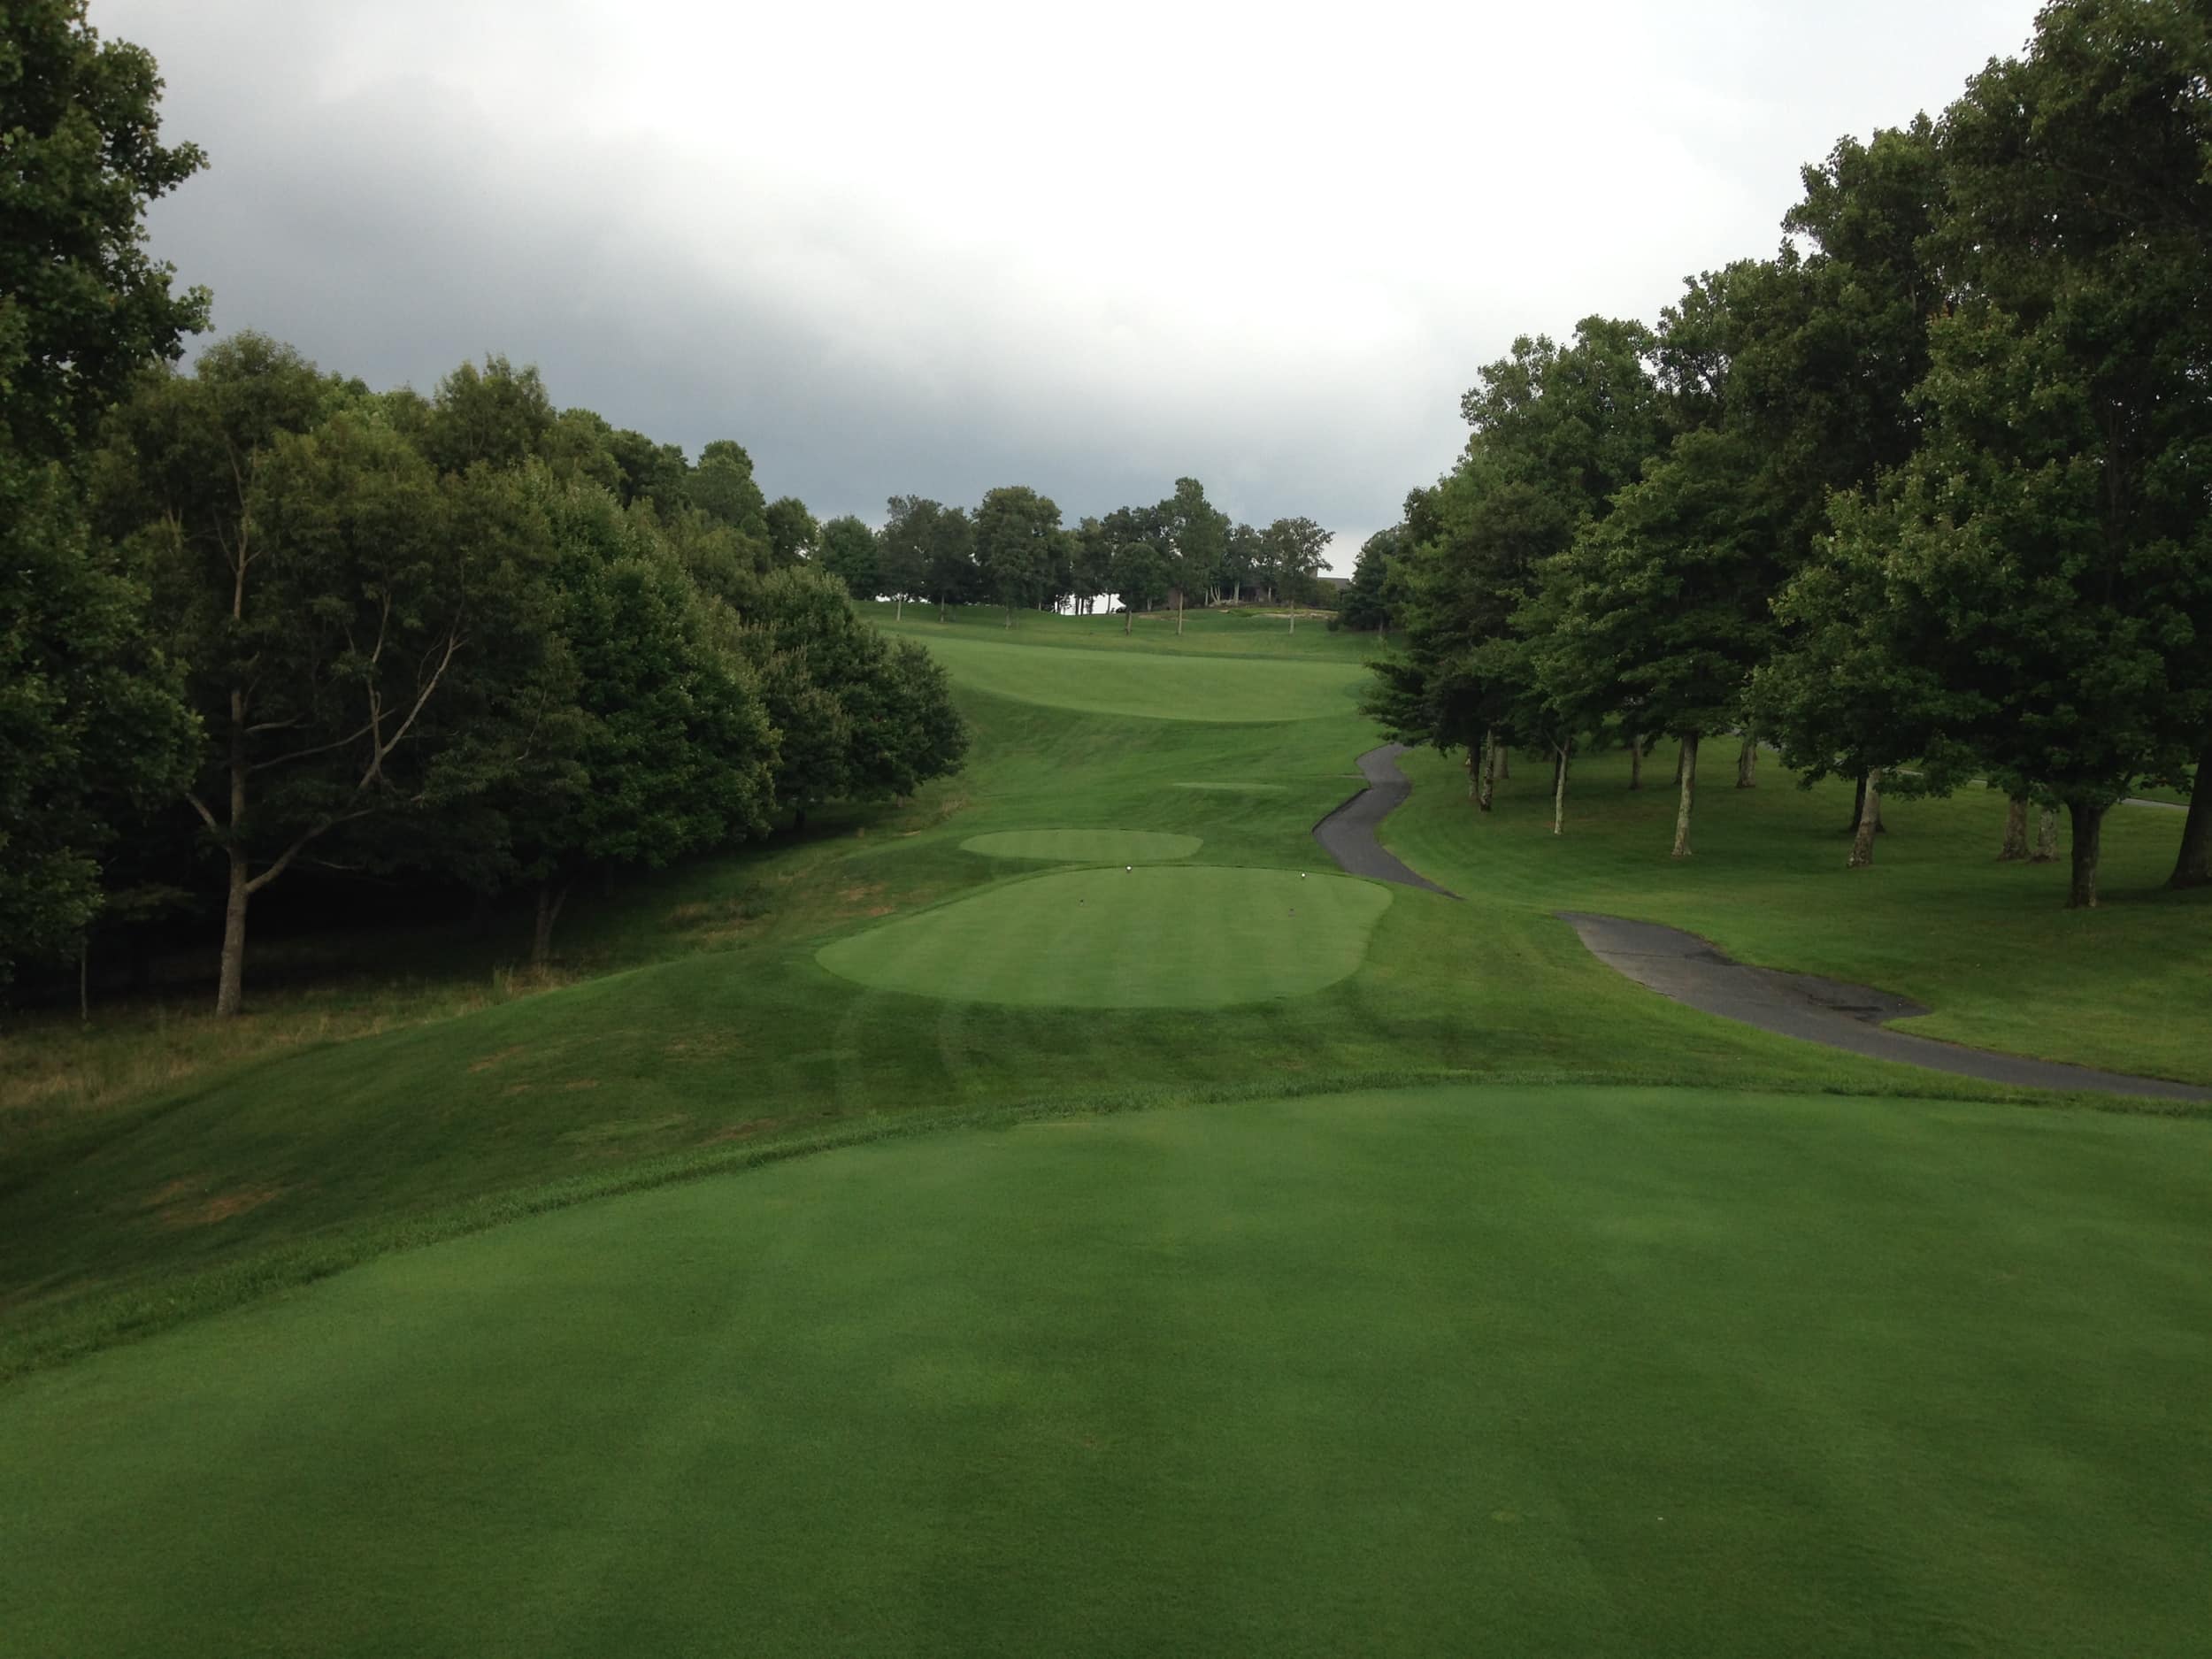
top-left (4, 1086), bottom-right (2206, 1657)
top-left (914, 632), bottom-right (1365, 721)
top-left (962, 828), bottom-right (1202, 864)
top-left (818, 865), bottom-right (1390, 1006)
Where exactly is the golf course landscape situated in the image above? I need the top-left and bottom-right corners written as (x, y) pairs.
top-left (4, 608), bottom-right (2207, 1656)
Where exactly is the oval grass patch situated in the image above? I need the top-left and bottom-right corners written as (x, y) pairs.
top-left (818, 865), bottom-right (1391, 1008)
top-left (961, 829), bottom-right (1202, 864)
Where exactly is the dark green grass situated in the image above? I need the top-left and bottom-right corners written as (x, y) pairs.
top-left (868, 599), bottom-right (1386, 661)
top-left (4, 689), bottom-right (1924, 1376)
top-left (959, 827), bottom-right (1202, 863)
top-left (1384, 744), bottom-right (2212, 1086)
top-left (818, 865), bottom-right (1392, 1007)
top-left (4, 1084), bottom-right (2207, 1658)
top-left (896, 630), bottom-right (1368, 720)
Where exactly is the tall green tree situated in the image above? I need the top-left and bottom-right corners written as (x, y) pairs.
top-left (420, 355), bottom-right (555, 475)
top-left (975, 485), bottom-right (1060, 626)
top-left (1338, 527), bottom-right (1400, 634)
top-left (1158, 476), bottom-right (1228, 634)
top-left (0, 445), bottom-right (195, 982)
top-left (1110, 541), bottom-right (1171, 634)
top-left (687, 440), bottom-right (767, 535)
top-left (0, 0), bottom-right (208, 463)
top-left (1368, 319), bottom-right (1663, 805)
top-left (0, 3), bottom-right (204, 979)
top-left (504, 476), bottom-right (777, 963)
top-left (764, 495), bottom-right (819, 566)
top-left (817, 513), bottom-right (879, 598)
top-left (100, 341), bottom-right (549, 1011)
top-left (1847, 0), bottom-right (2212, 905)
top-left (1261, 516), bottom-right (1332, 634)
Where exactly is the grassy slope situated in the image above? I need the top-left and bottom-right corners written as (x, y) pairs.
top-left (6, 678), bottom-right (1919, 1376)
top-left (4, 1084), bottom-right (2206, 1658)
top-left (1384, 743), bottom-right (2212, 1085)
top-left (2, 610), bottom-right (2201, 1376)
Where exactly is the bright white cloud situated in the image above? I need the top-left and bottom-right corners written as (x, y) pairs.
top-left (98, 0), bottom-right (2043, 563)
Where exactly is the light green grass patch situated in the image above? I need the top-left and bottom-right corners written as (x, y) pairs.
top-left (1171, 780), bottom-right (1289, 793)
top-left (962, 829), bottom-right (1202, 864)
top-left (817, 865), bottom-right (1390, 1007)
top-left (911, 633), bottom-right (1365, 721)
top-left (4, 1085), bottom-right (2206, 1657)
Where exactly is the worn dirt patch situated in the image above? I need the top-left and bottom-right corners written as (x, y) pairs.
top-left (703, 1117), bottom-right (785, 1144)
top-left (147, 1180), bottom-right (288, 1229)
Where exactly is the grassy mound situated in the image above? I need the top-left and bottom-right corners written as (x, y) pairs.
top-left (4, 1083), bottom-right (2205, 1658)
top-left (910, 633), bottom-right (1366, 721)
top-left (816, 865), bottom-right (1391, 1008)
top-left (961, 828), bottom-right (1202, 864)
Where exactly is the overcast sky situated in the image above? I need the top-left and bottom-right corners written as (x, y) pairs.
top-left (100, 0), bottom-right (2042, 567)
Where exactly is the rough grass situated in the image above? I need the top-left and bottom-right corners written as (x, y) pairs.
top-left (960, 827), bottom-right (1202, 863)
top-left (902, 630), bottom-right (1369, 720)
top-left (4, 1084), bottom-right (2206, 1658)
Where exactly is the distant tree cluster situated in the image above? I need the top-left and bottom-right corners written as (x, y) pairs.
top-left (1370, 0), bottom-right (2212, 909)
top-left (833, 479), bottom-right (1335, 637)
top-left (0, 4), bottom-right (966, 1007)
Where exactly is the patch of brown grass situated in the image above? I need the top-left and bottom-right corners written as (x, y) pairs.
top-left (144, 1178), bottom-right (289, 1229)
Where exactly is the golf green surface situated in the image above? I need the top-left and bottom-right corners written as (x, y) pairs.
top-left (818, 865), bottom-right (1390, 1007)
top-left (4, 1085), bottom-right (2205, 1658)
top-left (912, 633), bottom-right (1366, 721)
top-left (961, 828), bottom-right (1202, 863)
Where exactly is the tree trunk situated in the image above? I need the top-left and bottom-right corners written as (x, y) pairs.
top-left (1498, 745), bottom-right (1509, 780)
top-left (2169, 733), bottom-right (2212, 889)
top-left (1287, 601), bottom-right (1295, 636)
top-left (214, 846), bottom-right (250, 1018)
top-left (533, 880), bottom-right (572, 968)
top-left (795, 804), bottom-right (808, 832)
top-left (1675, 743), bottom-right (1686, 787)
top-left (1177, 589), bottom-right (1185, 637)
top-left (2066, 801), bottom-right (2104, 910)
top-left (2031, 807), bottom-right (2059, 864)
top-left (1124, 606), bottom-right (1133, 636)
top-left (1552, 743), bottom-right (1571, 836)
top-left (895, 594), bottom-right (903, 620)
top-left (1847, 768), bottom-right (1884, 869)
top-left (79, 939), bottom-right (90, 1024)
top-left (1671, 734), bottom-right (1700, 859)
top-left (1628, 733), bottom-right (1642, 792)
top-left (1999, 795), bottom-right (2030, 861)
top-left (1736, 733), bottom-right (1757, 788)
top-left (1479, 728), bottom-right (1497, 813)
top-left (1464, 749), bottom-right (1478, 800)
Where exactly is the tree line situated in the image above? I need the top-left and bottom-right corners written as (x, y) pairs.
top-left (817, 480), bottom-right (1336, 635)
top-left (1366, 0), bottom-right (2211, 909)
top-left (2, 4), bottom-right (965, 1010)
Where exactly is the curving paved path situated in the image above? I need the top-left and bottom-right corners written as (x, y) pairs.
top-left (1313, 744), bottom-right (1458, 896)
top-left (1559, 915), bottom-right (2209, 1101)
top-left (1316, 745), bottom-right (2206, 1100)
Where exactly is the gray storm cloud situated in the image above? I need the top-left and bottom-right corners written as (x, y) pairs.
top-left (100, 0), bottom-right (2042, 559)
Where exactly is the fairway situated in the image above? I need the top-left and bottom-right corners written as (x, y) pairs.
top-left (4, 1085), bottom-right (2205, 1659)
top-left (817, 864), bottom-right (1392, 1006)
top-left (961, 828), bottom-right (1202, 863)
top-left (912, 631), bottom-right (1366, 720)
